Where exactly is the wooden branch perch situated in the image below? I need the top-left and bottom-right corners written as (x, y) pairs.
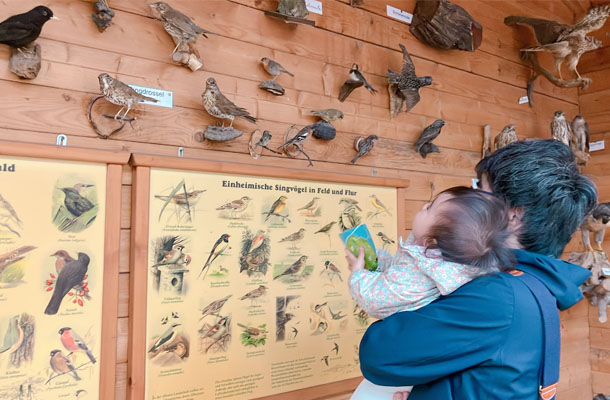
top-left (87, 95), bottom-right (127, 139)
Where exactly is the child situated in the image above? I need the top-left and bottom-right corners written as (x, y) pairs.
top-left (346, 186), bottom-right (515, 400)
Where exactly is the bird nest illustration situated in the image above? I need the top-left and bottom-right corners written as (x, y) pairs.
top-left (239, 229), bottom-right (270, 277)
top-left (150, 235), bottom-right (190, 294)
top-left (51, 178), bottom-right (98, 233)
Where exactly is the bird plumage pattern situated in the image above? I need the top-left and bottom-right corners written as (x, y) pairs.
top-left (0, 6), bottom-right (56, 49)
top-left (494, 124), bottom-right (518, 151)
top-left (59, 327), bottom-right (96, 364)
top-left (415, 120), bottom-right (445, 158)
top-left (339, 64), bottom-right (377, 102)
top-left (388, 44), bottom-right (433, 116)
top-left (59, 186), bottom-right (94, 218)
top-left (551, 110), bottom-right (572, 146)
top-left (150, 2), bottom-right (215, 51)
top-left (261, 57), bottom-right (294, 79)
top-left (98, 73), bottom-right (158, 120)
top-left (571, 114), bottom-right (590, 165)
top-left (351, 135), bottom-right (378, 164)
top-left (202, 78), bottom-right (256, 127)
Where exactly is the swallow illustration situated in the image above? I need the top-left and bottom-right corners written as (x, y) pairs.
top-left (332, 342), bottom-right (339, 355)
top-left (198, 234), bottom-right (230, 279)
top-left (321, 355), bottom-right (329, 366)
top-left (59, 327), bottom-right (96, 364)
top-left (328, 307), bottom-right (346, 320)
top-left (292, 326), bottom-right (298, 338)
top-left (313, 302), bottom-right (327, 313)
top-left (312, 321), bottom-right (328, 335)
top-left (149, 323), bottom-right (181, 353)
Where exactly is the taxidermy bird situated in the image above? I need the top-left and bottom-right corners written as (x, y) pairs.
top-left (202, 77), bottom-right (257, 128)
top-left (581, 202), bottom-right (610, 252)
top-left (277, 0), bottom-right (309, 19)
top-left (388, 44), bottom-right (433, 117)
top-left (415, 120), bottom-right (445, 158)
top-left (494, 124), bottom-right (518, 151)
top-left (254, 130), bottom-right (280, 154)
top-left (506, 5), bottom-right (610, 80)
top-left (0, 6), bottom-right (57, 49)
top-left (98, 73), bottom-right (158, 121)
top-left (351, 135), bottom-right (378, 164)
top-left (482, 124), bottom-right (492, 159)
top-left (551, 110), bottom-right (571, 146)
top-left (571, 114), bottom-right (590, 165)
top-left (311, 109), bottom-right (344, 122)
top-left (339, 64), bottom-right (377, 102)
top-left (149, 2), bottom-right (216, 53)
top-left (260, 57), bottom-right (294, 80)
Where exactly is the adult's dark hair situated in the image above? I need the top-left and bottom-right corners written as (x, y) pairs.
top-left (476, 139), bottom-right (597, 258)
top-left (423, 186), bottom-right (515, 275)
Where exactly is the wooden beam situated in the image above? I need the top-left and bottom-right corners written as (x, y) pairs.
top-left (0, 139), bottom-right (130, 164)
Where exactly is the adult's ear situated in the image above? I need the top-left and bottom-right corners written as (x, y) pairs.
top-left (506, 207), bottom-right (524, 249)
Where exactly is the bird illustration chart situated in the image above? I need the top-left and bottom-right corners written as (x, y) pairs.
top-left (145, 168), bottom-right (397, 400)
top-left (0, 155), bottom-right (106, 400)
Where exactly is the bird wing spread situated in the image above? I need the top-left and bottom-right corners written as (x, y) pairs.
top-left (559, 5), bottom-right (610, 39)
top-left (401, 87), bottom-right (421, 112)
top-left (399, 44), bottom-right (416, 77)
top-left (339, 79), bottom-right (363, 102)
top-left (504, 16), bottom-right (568, 45)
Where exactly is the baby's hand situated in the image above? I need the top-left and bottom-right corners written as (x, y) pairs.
top-left (393, 391), bottom-right (411, 400)
top-left (345, 246), bottom-right (365, 272)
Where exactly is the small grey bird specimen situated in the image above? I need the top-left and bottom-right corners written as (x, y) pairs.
top-left (339, 63), bottom-right (377, 102)
top-left (580, 202), bottom-right (610, 252)
top-left (199, 295), bottom-right (232, 320)
top-left (551, 110), bottom-right (571, 146)
top-left (91, 0), bottom-right (114, 32)
top-left (255, 130), bottom-right (280, 154)
top-left (415, 120), bottom-right (445, 158)
top-left (493, 124), bottom-right (518, 151)
top-left (311, 109), bottom-right (343, 122)
top-left (571, 114), bottom-right (590, 165)
top-left (202, 77), bottom-right (256, 127)
top-left (388, 44), bottom-right (433, 116)
top-left (351, 135), bottom-right (378, 164)
top-left (0, 6), bottom-right (57, 49)
top-left (261, 57), bottom-right (294, 80)
top-left (98, 73), bottom-right (158, 121)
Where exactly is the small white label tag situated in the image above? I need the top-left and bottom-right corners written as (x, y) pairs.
top-left (306, 0), bottom-right (322, 14)
top-left (518, 96), bottom-right (529, 104)
top-left (127, 84), bottom-right (173, 108)
top-left (590, 140), bottom-right (605, 152)
top-left (602, 267), bottom-right (610, 276)
top-left (386, 5), bottom-right (413, 24)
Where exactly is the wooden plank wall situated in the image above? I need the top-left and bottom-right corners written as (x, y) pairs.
top-left (0, 0), bottom-right (597, 398)
top-left (579, 9), bottom-right (610, 397)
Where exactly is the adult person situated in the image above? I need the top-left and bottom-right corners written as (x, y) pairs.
top-left (356, 139), bottom-right (597, 399)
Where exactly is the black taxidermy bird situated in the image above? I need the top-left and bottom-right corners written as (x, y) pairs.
top-left (0, 6), bottom-right (57, 49)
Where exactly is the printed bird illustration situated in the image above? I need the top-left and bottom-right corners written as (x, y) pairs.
top-left (370, 194), bottom-right (392, 216)
top-left (153, 244), bottom-right (185, 267)
top-left (351, 135), bottom-right (378, 164)
top-left (276, 312), bottom-right (294, 339)
top-left (201, 316), bottom-right (229, 340)
top-left (263, 196), bottom-right (288, 222)
top-left (322, 260), bottom-right (342, 282)
top-left (313, 302), bottom-right (328, 313)
top-left (260, 57), bottom-right (294, 80)
top-left (50, 349), bottom-right (81, 381)
top-left (59, 327), bottom-right (96, 364)
top-left (240, 285), bottom-right (267, 301)
top-left (298, 197), bottom-right (320, 215)
top-left (580, 202), bottom-right (610, 252)
top-left (311, 109), bottom-right (344, 122)
top-left (45, 252), bottom-right (90, 315)
top-left (328, 307), bottom-right (346, 320)
top-left (388, 44), bottom-right (433, 116)
top-left (75, 389), bottom-right (88, 399)
top-left (0, 316), bottom-right (22, 355)
top-left (339, 205), bottom-right (360, 231)
top-left (50, 250), bottom-right (74, 273)
top-left (415, 120), bottom-right (445, 159)
top-left (198, 234), bottom-right (230, 279)
top-left (0, 6), bottom-right (57, 49)
top-left (216, 196), bottom-right (252, 217)
top-left (58, 184), bottom-right (95, 218)
top-left (332, 342), bottom-right (339, 355)
top-left (149, 2), bottom-right (216, 54)
top-left (377, 232), bottom-right (395, 249)
top-left (200, 295), bottom-right (232, 320)
top-left (321, 355), bottom-right (329, 366)
top-left (339, 198), bottom-right (362, 211)
top-left (339, 63), bottom-right (377, 102)
top-left (247, 230), bottom-right (266, 254)
top-left (98, 73), bottom-right (158, 121)
top-left (202, 77), bottom-right (256, 128)
top-left (155, 189), bottom-right (206, 207)
top-left (571, 114), bottom-right (590, 165)
top-left (312, 321), bottom-right (328, 335)
top-left (0, 245), bottom-right (36, 276)
top-left (279, 228), bottom-right (306, 248)
top-left (494, 124), bottom-right (518, 151)
top-left (274, 255), bottom-right (308, 280)
top-left (237, 323), bottom-right (268, 338)
top-left (551, 110), bottom-right (572, 146)
top-left (165, 341), bottom-right (188, 358)
top-left (149, 323), bottom-right (181, 353)
top-left (291, 326), bottom-right (298, 338)
top-left (172, 311), bottom-right (179, 319)
top-left (315, 221), bottom-right (337, 246)
top-left (0, 193), bottom-right (22, 228)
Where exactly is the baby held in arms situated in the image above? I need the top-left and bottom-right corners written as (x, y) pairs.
top-left (346, 186), bottom-right (516, 400)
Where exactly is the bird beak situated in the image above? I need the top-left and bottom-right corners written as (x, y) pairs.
top-left (51, 16), bottom-right (60, 20)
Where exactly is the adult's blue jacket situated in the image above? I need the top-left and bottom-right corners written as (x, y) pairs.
top-left (358, 250), bottom-right (591, 399)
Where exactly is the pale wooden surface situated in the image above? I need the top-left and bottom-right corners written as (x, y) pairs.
top-left (0, 0), bottom-right (596, 399)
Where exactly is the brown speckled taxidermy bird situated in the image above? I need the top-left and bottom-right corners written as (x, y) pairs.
top-left (571, 114), bottom-right (590, 165)
top-left (202, 78), bottom-right (256, 127)
top-left (550, 110), bottom-right (571, 146)
top-left (388, 44), bottom-right (432, 116)
top-left (98, 73), bottom-right (158, 121)
top-left (493, 124), bottom-right (517, 152)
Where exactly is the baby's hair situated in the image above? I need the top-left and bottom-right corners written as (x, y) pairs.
top-left (423, 186), bottom-right (515, 275)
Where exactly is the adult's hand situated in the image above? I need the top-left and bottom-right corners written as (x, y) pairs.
top-left (393, 391), bottom-right (411, 400)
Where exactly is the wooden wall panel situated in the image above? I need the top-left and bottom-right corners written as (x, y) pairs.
top-left (0, 0), bottom-right (596, 398)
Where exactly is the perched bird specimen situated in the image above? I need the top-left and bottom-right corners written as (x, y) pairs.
top-left (571, 114), bottom-right (590, 165)
top-left (201, 316), bottom-right (229, 338)
top-left (551, 110), bottom-right (572, 146)
top-left (0, 245), bottom-right (36, 276)
top-left (339, 64), bottom-right (377, 102)
top-left (278, 126), bottom-right (310, 150)
top-left (155, 189), bottom-right (206, 206)
top-left (202, 78), bottom-right (256, 128)
top-left (298, 197), bottom-right (320, 215)
top-left (98, 73), bottom-right (158, 121)
top-left (370, 194), bottom-right (392, 216)
top-left (58, 184), bottom-right (95, 218)
top-left (263, 196), bottom-right (288, 223)
top-left (91, 0), bottom-right (114, 32)
top-left (260, 57), bottom-right (294, 80)
top-left (274, 255), bottom-right (308, 280)
top-left (45, 252), bottom-right (90, 315)
top-left (377, 232), bottom-right (395, 248)
top-left (581, 202), bottom-right (610, 252)
top-left (200, 295), bottom-right (232, 320)
top-left (0, 316), bottom-right (22, 356)
top-left (388, 44), bottom-right (433, 117)
top-left (277, 0), bottom-right (309, 18)
top-left (311, 109), bottom-right (343, 122)
top-left (279, 228), bottom-right (306, 248)
top-left (253, 130), bottom-right (280, 155)
top-left (315, 221), bottom-right (337, 246)
top-left (216, 196), bottom-right (252, 218)
top-left (415, 120), bottom-right (445, 158)
top-left (59, 327), bottom-right (96, 364)
top-left (49, 349), bottom-right (81, 381)
top-left (0, 6), bottom-right (57, 49)
top-left (321, 260), bottom-right (342, 282)
top-left (494, 124), bottom-right (518, 152)
top-left (149, 323), bottom-right (181, 353)
top-left (198, 233), bottom-right (230, 279)
top-left (351, 134), bottom-right (378, 164)
top-left (237, 323), bottom-right (268, 338)
top-left (240, 285), bottom-right (267, 301)
top-left (149, 2), bottom-right (215, 54)
top-left (350, 0), bottom-right (364, 6)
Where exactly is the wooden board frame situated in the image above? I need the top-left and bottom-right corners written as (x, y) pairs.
top-left (127, 153), bottom-right (409, 400)
top-left (0, 139), bottom-right (129, 400)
